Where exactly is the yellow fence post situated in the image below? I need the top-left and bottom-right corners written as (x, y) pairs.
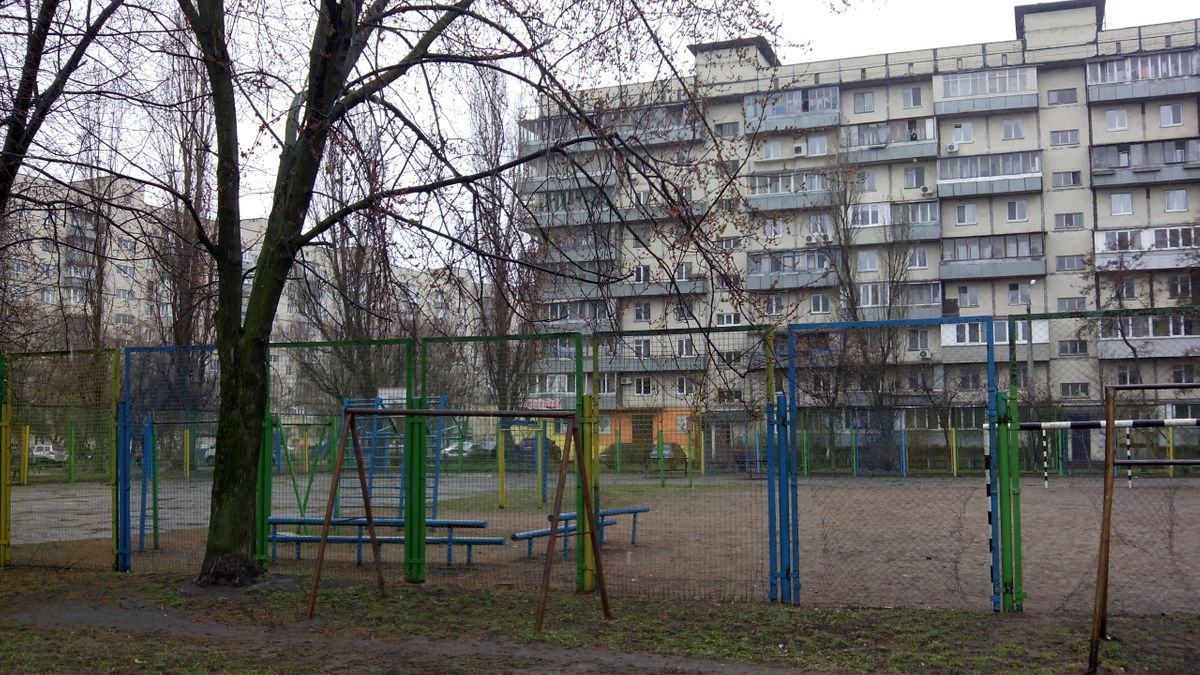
top-left (20, 425), bottom-right (29, 486)
top-left (183, 429), bottom-right (191, 481)
top-left (951, 427), bottom-right (959, 478)
top-left (303, 427), bottom-right (310, 475)
top-left (1, 401), bottom-right (10, 566)
top-left (497, 425), bottom-right (506, 509)
top-left (1167, 427), bottom-right (1175, 479)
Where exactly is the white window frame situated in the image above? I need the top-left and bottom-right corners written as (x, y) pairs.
top-left (634, 377), bottom-right (652, 395)
top-left (1006, 199), bottom-right (1028, 222)
top-left (1164, 189), bottom-right (1188, 213)
top-left (853, 91), bottom-right (874, 114)
top-left (810, 293), bottom-right (830, 314)
top-left (1160, 104), bottom-right (1183, 127)
top-left (902, 86), bottom-right (921, 109)
top-left (906, 247), bottom-right (928, 269)
top-left (904, 166), bottom-right (925, 189)
top-left (955, 203), bottom-right (977, 225)
top-left (767, 294), bottom-right (784, 316)
top-left (761, 138), bottom-right (782, 160)
top-left (1002, 118), bottom-right (1024, 140)
top-left (1110, 192), bottom-right (1133, 216)
top-left (1050, 129), bottom-right (1079, 146)
top-left (807, 135), bottom-right (828, 156)
top-left (952, 122), bottom-right (974, 144)
top-left (633, 302), bottom-right (651, 322)
top-left (857, 249), bottom-right (880, 272)
top-left (1105, 109), bottom-right (1128, 131)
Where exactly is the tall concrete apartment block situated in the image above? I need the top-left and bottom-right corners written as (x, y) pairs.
top-left (517, 0), bottom-right (1199, 422)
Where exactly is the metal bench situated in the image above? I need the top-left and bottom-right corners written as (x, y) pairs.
top-left (268, 516), bottom-right (502, 566)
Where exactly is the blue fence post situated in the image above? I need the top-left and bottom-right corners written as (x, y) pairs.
top-left (900, 427), bottom-right (908, 478)
top-left (765, 399), bottom-right (777, 602)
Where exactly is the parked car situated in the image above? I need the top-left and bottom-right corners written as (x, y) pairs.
top-left (440, 441), bottom-right (479, 458)
top-left (30, 444), bottom-right (66, 464)
top-left (512, 436), bottom-right (560, 463)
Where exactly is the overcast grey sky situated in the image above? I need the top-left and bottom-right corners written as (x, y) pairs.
top-left (774, 0), bottom-right (1195, 64)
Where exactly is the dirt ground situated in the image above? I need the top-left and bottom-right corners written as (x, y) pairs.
top-left (8, 473), bottom-right (1199, 614)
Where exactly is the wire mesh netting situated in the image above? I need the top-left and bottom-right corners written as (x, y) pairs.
top-left (5, 350), bottom-right (118, 569)
top-left (124, 346), bottom-right (220, 572)
top-left (784, 320), bottom-right (998, 609)
top-left (1011, 310), bottom-right (1200, 614)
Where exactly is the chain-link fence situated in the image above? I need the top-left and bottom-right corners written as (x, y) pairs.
top-left (1008, 308), bottom-right (1200, 614)
top-left (4, 350), bottom-right (118, 569)
top-left (783, 317), bottom-right (1000, 610)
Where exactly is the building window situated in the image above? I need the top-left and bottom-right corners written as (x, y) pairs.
top-left (1172, 364), bottom-right (1196, 385)
top-left (1056, 255), bottom-right (1085, 271)
top-left (1059, 339), bottom-right (1088, 356)
top-left (634, 377), bottom-right (652, 395)
top-left (634, 264), bottom-right (650, 283)
top-left (116, 238), bottom-right (135, 251)
top-left (903, 86), bottom-right (922, 108)
top-left (716, 237), bottom-right (739, 251)
top-left (114, 313), bottom-right (135, 326)
top-left (41, 289), bottom-right (57, 304)
top-left (957, 285), bottom-right (979, 307)
top-left (1160, 104), bottom-right (1183, 127)
top-left (906, 201), bottom-right (939, 224)
top-left (1006, 199), bottom-right (1028, 222)
top-left (633, 302), bottom-right (651, 322)
top-left (714, 121), bottom-right (739, 137)
top-left (808, 134), bottom-right (828, 156)
top-left (1116, 279), bottom-right (1137, 300)
top-left (1052, 171), bottom-right (1082, 188)
top-left (907, 329), bottom-right (930, 350)
top-left (1047, 88), bottom-right (1078, 105)
top-left (853, 91), bottom-right (874, 113)
top-left (116, 264), bottom-right (135, 277)
top-left (1057, 297), bottom-right (1086, 311)
top-left (1169, 315), bottom-right (1198, 336)
top-left (809, 212), bottom-right (831, 234)
top-left (633, 338), bottom-right (651, 358)
top-left (1008, 282), bottom-right (1030, 306)
top-left (954, 322), bottom-right (984, 344)
top-left (117, 288), bottom-right (136, 301)
top-left (810, 293), bottom-right (830, 314)
top-left (675, 262), bottom-right (693, 280)
top-left (763, 219), bottom-right (784, 239)
top-left (762, 138), bottom-right (782, 160)
top-left (858, 170), bottom-right (876, 192)
top-left (904, 167), bottom-right (925, 189)
top-left (1054, 212), bottom-right (1084, 229)
top-left (676, 337), bottom-right (695, 357)
top-left (906, 247), bottom-right (928, 269)
top-left (676, 377), bottom-right (695, 396)
top-left (548, 302), bottom-right (570, 321)
top-left (1168, 275), bottom-right (1192, 300)
top-left (857, 249), bottom-right (879, 272)
top-left (1111, 193), bottom-right (1133, 215)
top-left (859, 282), bottom-right (885, 307)
top-left (767, 294), bottom-right (784, 316)
top-left (1002, 118), bottom-right (1024, 140)
top-left (1165, 189), bottom-right (1188, 213)
top-left (716, 312), bottom-right (741, 326)
top-left (1116, 364), bottom-right (1141, 385)
top-left (952, 122), bottom-right (974, 143)
top-left (1061, 382), bottom-right (1090, 398)
top-left (674, 299), bottom-right (695, 321)
top-left (1050, 129), bottom-right (1079, 146)
top-left (1105, 109), bottom-right (1128, 131)
top-left (955, 203), bottom-right (977, 225)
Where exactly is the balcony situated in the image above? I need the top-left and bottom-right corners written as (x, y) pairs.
top-left (1098, 335), bottom-right (1200, 360)
top-left (1094, 248), bottom-right (1193, 272)
top-left (939, 257), bottom-right (1046, 280)
top-left (934, 93), bottom-right (1038, 117)
top-left (854, 222), bottom-right (942, 246)
top-left (1090, 139), bottom-right (1200, 187)
top-left (941, 342), bottom-right (1051, 364)
top-left (1093, 226), bottom-right (1199, 271)
top-left (746, 269), bottom-right (835, 291)
top-left (594, 354), bottom-right (705, 373)
top-left (536, 241), bottom-right (620, 265)
top-left (545, 277), bottom-right (709, 301)
top-left (752, 110), bottom-right (841, 134)
top-left (618, 200), bottom-right (709, 224)
top-left (746, 189), bottom-right (834, 212)
top-left (937, 175), bottom-right (1042, 197)
top-left (523, 207), bottom-right (620, 230)
top-left (1087, 52), bottom-right (1200, 103)
top-left (516, 170), bottom-right (618, 194)
top-left (846, 138), bottom-right (939, 165)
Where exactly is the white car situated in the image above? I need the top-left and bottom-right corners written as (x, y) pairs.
top-left (440, 442), bottom-right (478, 458)
top-left (30, 444), bottom-right (66, 464)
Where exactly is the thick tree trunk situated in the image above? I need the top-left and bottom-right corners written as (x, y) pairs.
top-left (198, 335), bottom-right (268, 584)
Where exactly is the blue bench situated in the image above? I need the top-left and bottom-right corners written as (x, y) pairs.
top-left (511, 518), bottom-right (618, 559)
top-left (554, 505), bottom-right (651, 547)
top-left (268, 516), bottom-right (504, 566)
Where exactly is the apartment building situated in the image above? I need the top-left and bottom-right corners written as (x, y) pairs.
top-left (517, 0), bottom-right (1200, 443)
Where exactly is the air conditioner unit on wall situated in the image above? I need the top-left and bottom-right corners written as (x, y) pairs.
top-left (620, 377), bottom-right (633, 385)
top-left (946, 143), bottom-right (959, 153)
top-left (918, 349), bottom-right (932, 360)
top-left (804, 234), bottom-right (817, 245)
top-left (920, 185), bottom-right (932, 195)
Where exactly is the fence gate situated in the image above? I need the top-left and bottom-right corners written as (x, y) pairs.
top-left (4, 350), bottom-right (119, 570)
top-left (782, 318), bottom-right (1003, 610)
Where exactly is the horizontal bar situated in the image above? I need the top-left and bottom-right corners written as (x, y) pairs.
top-left (1108, 383), bottom-right (1200, 392)
top-left (990, 418), bottom-right (1200, 431)
top-left (344, 407), bottom-right (578, 419)
top-left (1114, 459), bottom-right (1200, 467)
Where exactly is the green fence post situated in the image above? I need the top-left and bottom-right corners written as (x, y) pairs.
top-left (151, 428), bottom-right (160, 550)
top-left (801, 429), bottom-right (809, 477)
top-left (995, 392), bottom-right (1017, 612)
top-left (67, 414), bottom-right (76, 483)
top-left (1008, 393), bottom-right (1025, 611)
top-left (404, 397), bottom-right (427, 583)
top-left (657, 429), bottom-right (666, 488)
top-left (1, 356), bottom-right (10, 567)
top-left (615, 428), bottom-right (622, 474)
top-left (851, 427), bottom-right (859, 477)
top-left (497, 422), bottom-right (506, 509)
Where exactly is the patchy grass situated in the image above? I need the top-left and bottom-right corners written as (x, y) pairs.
top-left (0, 567), bottom-right (1196, 673)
